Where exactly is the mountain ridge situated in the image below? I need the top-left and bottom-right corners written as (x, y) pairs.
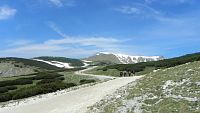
top-left (84, 52), bottom-right (164, 64)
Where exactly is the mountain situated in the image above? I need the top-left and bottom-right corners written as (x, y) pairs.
top-left (84, 52), bottom-right (164, 64)
top-left (0, 57), bottom-right (60, 70)
top-left (0, 56), bottom-right (88, 77)
top-left (0, 57), bottom-right (60, 77)
top-left (103, 52), bottom-right (200, 73)
top-left (33, 56), bottom-right (86, 68)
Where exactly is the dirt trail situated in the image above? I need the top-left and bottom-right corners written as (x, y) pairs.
top-left (0, 68), bottom-right (143, 113)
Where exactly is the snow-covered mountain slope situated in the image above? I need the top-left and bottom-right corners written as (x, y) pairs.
top-left (33, 56), bottom-right (90, 68)
top-left (33, 56), bottom-right (84, 66)
top-left (33, 59), bottom-right (74, 68)
top-left (114, 53), bottom-right (163, 64)
top-left (84, 52), bottom-right (164, 64)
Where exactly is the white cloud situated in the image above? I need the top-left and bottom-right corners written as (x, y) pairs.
top-left (7, 39), bottom-right (32, 47)
top-left (175, 0), bottom-right (197, 4)
top-left (46, 22), bottom-right (125, 50)
top-left (49, 0), bottom-right (76, 7)
top-left (115, 3), bottom-right (160, 19)
top-left (0, 6), bottom-right (17, 20)
top-left (115, 3), bottom-right (181, 23)
top-left (46, 37), bottom-right (121, 46)
top-left (145, 0), bottom-right (196, 4)
top-left (1, 36), bottom-right (128, 58)
top-left (47, 21), bottom-right (67, 37)
top-left (115, 6), bottom-right (141, 14)
top-left (1, 22), bottom-right (151, 58)
top-left (49, 0), bottom-right (63, 7)
top-left (174, 0), bottom-right (194, 3)
top-left (144, 0), bottom-right (155, 4)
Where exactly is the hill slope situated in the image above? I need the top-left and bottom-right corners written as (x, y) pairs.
top-left (84, 52), bottom-right (164, 64)
top-left (0, 57), bottom-right (61, 77)
top-left (92, 61), bottom-right (200, 113)
top-left (33, 56), bottom-right (85, 68)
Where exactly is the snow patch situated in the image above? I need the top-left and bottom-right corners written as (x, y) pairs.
top-left (33, 59), bottom-right (74, 68)
top-left (82, 60), bottom-right (92, 63)
top-left (96, 52), bottom-right (111, 55)
top-left (114, 53), bottom-right (162, 64)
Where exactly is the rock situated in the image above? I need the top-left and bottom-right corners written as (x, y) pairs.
top-left (116, 95), bottom-right (121, 99)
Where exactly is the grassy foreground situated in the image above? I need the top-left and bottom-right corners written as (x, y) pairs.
top-left (100, 61), bottom-right (200, 113)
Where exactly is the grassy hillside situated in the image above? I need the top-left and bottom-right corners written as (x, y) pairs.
top-left (94, 61), bottom-right (200, 113)
top-left (102, 52), bottom-right (200, 74)
top-left (84, 66), bottom-right (120, 77)
top-left (0, 57), bottom-right (60, 70)
top-left (34, 56), bottom-right (84, 67)
top-left (0, 62), bottom-right (35, 77)
top-left (84, 54), bottom-right (121, 64)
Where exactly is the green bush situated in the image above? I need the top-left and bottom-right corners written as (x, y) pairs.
top-left (37, 79), bottom-right (61, 85)
top-left (0, 87), bottom-right (8, 93)
top-left (28, 72), bottom-right (63, 80)
top-left (0, 79), bottom-right (33, 87)
top-left (80, 79), bottom-right (96, 85)
top-left (0, 93), bottom-right (12, 102)
top-left (5, 86), bottom-right (17, 90)
top-left (0, 82), bottom-right (77, 102)
top-left (0, 86), bottom-right (18, 93)
top-left (66, 83), bottom-right (77, 87)
top-left (55, 77), bottom-right (65, 80)
top-left (11, 81), bottom-right (76, 100)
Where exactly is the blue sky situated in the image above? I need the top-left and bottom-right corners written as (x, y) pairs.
top-left (0, 0), bottom-right (200, 58)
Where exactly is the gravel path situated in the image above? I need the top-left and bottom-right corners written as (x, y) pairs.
top-left (0, 68), bottom-right (143, 113)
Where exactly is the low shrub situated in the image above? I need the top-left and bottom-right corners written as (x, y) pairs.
top-left (5, 86), bottom-right (17, 90)
top-left (55, 77), bottom-right (65, 80)
top-left (80, 79), bottom-right (96, 85)
top-left (37, 79), bottom-right (60, 85)
top-left (28, 72), bottom-right (63, 80)
top-left (66, 83), bottom-right (77, 87)
top-left (0, 86), bottom-right (18, 93)
top-left (0, 82), bottom-right (77, 102)
top-left (0, 87), bottom-right (8, 93)
top-left (0, 93), bottom-right (12, 102)
top-left (12, 81), bottom-right (76, 100)
top-left (0, 79), bottom-right (33, 87)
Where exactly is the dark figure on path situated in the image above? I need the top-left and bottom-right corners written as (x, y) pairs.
top-left (123, 71), bottom-right (127, 77)
top-left (128, 71), bottom-right (132, 76)
top-left (120, 72), bottom-right (123, 77)
top-left (131, 70), bottom-right (135, 75)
